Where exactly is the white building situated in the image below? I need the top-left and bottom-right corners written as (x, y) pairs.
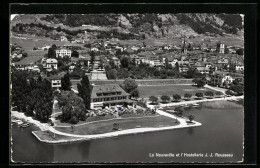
top-left (47, 75), bottom-right (62, 90)
top-left (56, 48), bottom-right (72, 58)
top-left (46, 58), bottom-right (58, 69)
top-left (60, 36), bottom-right (68, 41)
top-left (209, 71), bottom-right (234, 87)
top-left (219, 43), bottom-right (225, 54)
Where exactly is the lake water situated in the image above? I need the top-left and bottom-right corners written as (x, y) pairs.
top-left (11, 106), bottom-right (244, 163)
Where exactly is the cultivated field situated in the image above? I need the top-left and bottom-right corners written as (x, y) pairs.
top-left (138, 85), bottom-right (215, 98)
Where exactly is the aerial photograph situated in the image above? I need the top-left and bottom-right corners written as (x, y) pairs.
top-left (10, 13), bottom-right (244, 163)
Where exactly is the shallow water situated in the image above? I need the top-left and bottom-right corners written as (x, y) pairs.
top-left (11, 106), bottom-right (244, 163)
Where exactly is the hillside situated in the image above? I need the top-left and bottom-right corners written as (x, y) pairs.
top-left (10, 14), bottom-right (244, 41)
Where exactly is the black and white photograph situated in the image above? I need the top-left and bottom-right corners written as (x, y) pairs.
top-left (8, 3), bottom-right (256, 165)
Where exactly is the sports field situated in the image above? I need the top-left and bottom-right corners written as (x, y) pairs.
top-left (138, 85), bottom-right (215, 98)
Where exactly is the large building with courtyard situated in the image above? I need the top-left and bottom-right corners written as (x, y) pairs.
top-left (90, 84), bottom-right (136, 109)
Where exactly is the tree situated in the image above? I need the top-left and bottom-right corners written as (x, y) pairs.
top-left (71, 50), bottom-right (79, 58)
top-left (175, 107), bottom-right (184, 117)
top-left (187, 114), bottom-right (195, 122)
top-left (56, 26), bottom-right (62, 32)
top-left (77, 74), bottom-right (91, 109)
top-left (193, 77), bottom-right (206, 87)
top-left (120, 56), bottom-right (129, 68)
top-left (195, 92), bottom-right (204, 99)
top-left (22, 52), bottom-right (28, 57)
top-left (34, 79), bottom-right (54, 122)
top-left (47, 44), bottom-right (57, 58)
top-left (106, 69), bottom-right (117, 79)
top-left (172, 94), bottom-right (181, 102)
top-left (225, 89), bottom-right (235, 96)
top-left (90, 51), bottom-right (95, 67)
top-left (149, 96), bottom-right (158, 104)
top-left (121, 78), bottom-right (139, 99)
top-left (236, 48), bottom-right (244, 55)
top-left (174, 62), bottom-right (180, 73)
top-left (57, 91), bottom-right (86, 123)
top-left (184, 93), bottom-right (192, 100)
top-left (229, 85), bottom-right (244, 95)
top-left (161, 95), bottom-right (171, 103)
top-left (215, 91), bottom-right (223, 97)
top-left (232, 79), bottom-right (240, 85)
top-left (61, 72), bottom-right (71, 91)
top-left (205, 91), bottom-right (214, 97)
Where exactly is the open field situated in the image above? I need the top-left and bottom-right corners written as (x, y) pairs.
top-left (55, 115), bottom-right (179, 135)
top-left (10, 36), bottom-right (86, 51)
top-left (138, 85), bottom-right (215, 98)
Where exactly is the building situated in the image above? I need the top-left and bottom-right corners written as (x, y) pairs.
top-left (110, 56), bottom-right (121, 67)
top-left (229, 62), bottom-right (244, 72)
top-left (46, 58), bottom-right (58, 70)
top-left (47, 75), bottom-right (62, 90)
top-left (217, 43), bottom-right (225, 54)
top-left (130, 54), bottom-right (141, 65)
top-left (14, 56), bottom-right (43, 70)
top-left (209, 71), bottom-right (234, 87)
top-left (90, 70), bottom-right (108, 80)
top-left (195, 67), bottom-right (210, 74)
top-left (60, 36), bottom-right (68, 41)
top-left (90, 84), bottom-right (136, 109)
top-left (56, 48), bottom-right (72, 58)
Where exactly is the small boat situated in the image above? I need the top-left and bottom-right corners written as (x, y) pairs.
top-left (20, 123), bottom-right (31, 128)
top-left (183, 104), bottom-right (189, 107)
top-left (136, 125), bottom-right (141, 128)
top-left (167, 110), bottom-right (176, 113)
top-left (17, 121), bottom-right (23, 126)
top-left (192, 103), bottom-right (200, 107)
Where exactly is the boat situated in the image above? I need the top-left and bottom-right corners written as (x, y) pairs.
top-left (192, 103), bottom-right (200, 107)
top-left (167, 110), bottom-right (176, 113)
top-left (183, 104), bottom-right (189, 107)
top-left (17, 121), bottom-right (23, 126)
top-left (20, 123), bottom-right (31, 128)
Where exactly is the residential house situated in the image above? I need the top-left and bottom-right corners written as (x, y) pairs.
top-left (129, 54), bottom-right (141, 65)
top-left (229, 62), bottom-right (244, 72)
top-left (60, 36), bottom-right (68, 41)
top-left (46, 58), bottom-right (58, 70)
top-left (163, 56), bottom-right (178, 67)
top-left (209, 71), bottom-right (234, 87)
top-left (47, 75), bottom-right (62, 90)
top-left (14, 56), bottom-right (43, 70)
top-left (110, 56), bottom-right (121, 67)
top-left (178, 56), bottom-right (190, 73)
top-left (90, 84), bottom-right (136, 109)
top-left (217, 43), bottom-right (225, 54)
top-left (56, 48), bottom-right (72, 58)
top-left (195, 67), bottom-right (210, 74)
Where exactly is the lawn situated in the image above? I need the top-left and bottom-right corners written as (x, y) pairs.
top-left (138, 85), bottom-right (215, 98)
top-left (55, 115), bottom-right (179, 135)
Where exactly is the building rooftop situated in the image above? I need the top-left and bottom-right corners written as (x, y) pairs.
top-left (91, 84), bottom-right (130, 98)
top-left (46, 58), bottom-right (58, 64)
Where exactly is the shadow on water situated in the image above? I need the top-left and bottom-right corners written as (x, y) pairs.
top-left (187, 127), bottom-right (194, 135)
top-left (53, 140), bottom-right (91, 163)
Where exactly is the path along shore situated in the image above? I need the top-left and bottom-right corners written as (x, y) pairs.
top-left (11, 95), bottom-right (243, 144)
